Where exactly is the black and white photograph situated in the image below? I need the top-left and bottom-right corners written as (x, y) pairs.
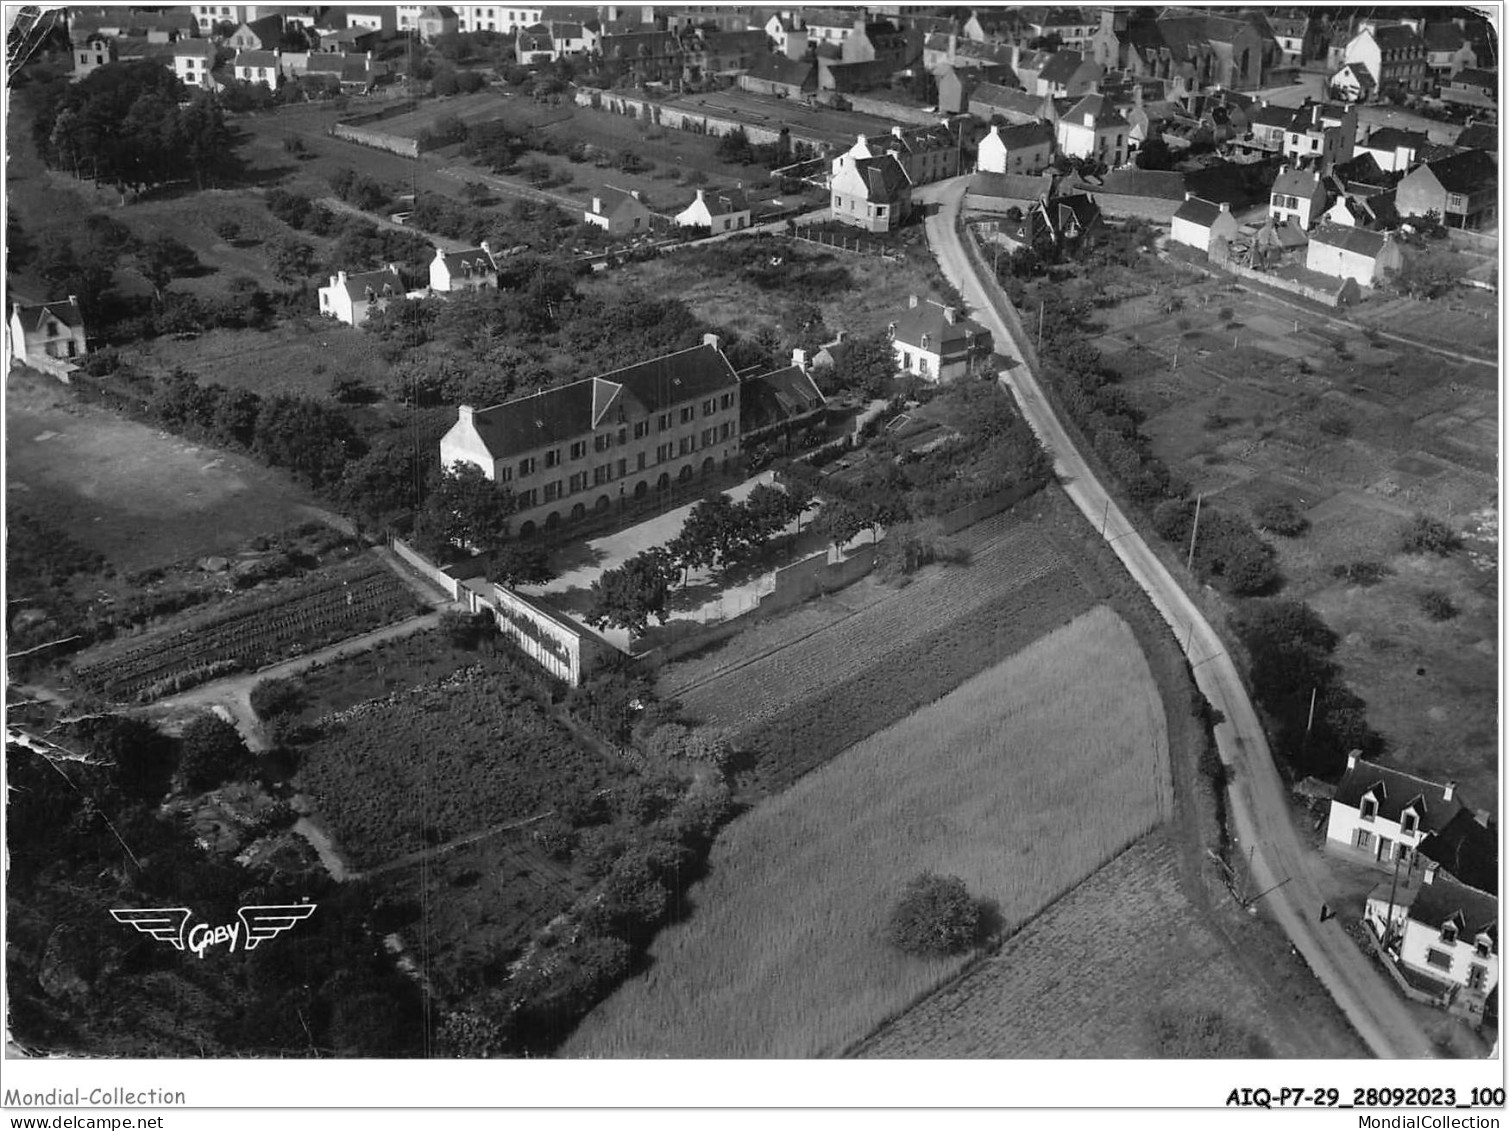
top-left (2, 0), bottom-right (1501, 1119)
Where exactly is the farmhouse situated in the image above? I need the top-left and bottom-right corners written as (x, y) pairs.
top-left (1441, 68), bottom-right (1498, 112)
top-left (1341, 24), bottom-right (1428, 96)
top-left (585, 186), bottom-right (655, 236)
top-left (9, 297), bottom-right (89, 363)
top-left (317, 265), bottom-right (403, 327)
top-left (227, 13), bottom-right (283, 51)
top-left (1356, 126), bottom-right (1430, 174)
top-left (172, 39), bottom-right (218, 90)
top-left (976, 122), bottom-right (1056, 175)
top-left (1423, 21), bottom-right (1478, 80)
top-left (1169, 194), bottom-right (1238, 254)
top-left (1364, 864), bottom-right (1497, 1021)
top-left (739, 355), bottom-right (829, 442)
top-left (1055, 93), bottom-right (1130, 167)
top-left (232, 47), bottom-right (282, 87)
top-left (996, 191), bottom-right (1104, 257)
top-left (969, 83), bottom-right (1057, 126)
top-left (830, 152), bottom-right (913, 233)
top-left (1395, 150), bottom-right (1498, 229)
top-left (739, 54), bottom-right (818, 98)
top-left (1283, 101), bottom-right (1357, 172)
top-left (674, 188), bottom-right (752, 234)
top-left (429, 243), bottom-right (499, 293)
top-left (1328, 61), bottom-right (1376, 105)
top-left (1419, 808), bottom-right (1499, 896)
top-left (888, 295), bottom-right (992, 384)
top-left (1325, 752), bottom-right (1468, 868)
top-left (438, 337), bottom-right (742, 536)
top-left (1304, 224), bottom-right (1403, 287)
top-left (1269, 164), bottom-right (1328, 229)
top-left (842, 127), bottom-right (959, 188)
top-left (1036, 50), bottom-right (1103, 99)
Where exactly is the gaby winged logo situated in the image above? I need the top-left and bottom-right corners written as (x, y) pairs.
top-left (110, 904), bottom-right (317, 959)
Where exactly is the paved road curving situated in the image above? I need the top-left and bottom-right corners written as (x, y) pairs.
top-left (922, 178), bottom-right (1436, 1059)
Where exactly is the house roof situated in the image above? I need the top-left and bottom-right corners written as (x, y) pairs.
top-left (174, 39), bottom-right (216, 60)
top-left (1334, 756), bottom-right (1467, 833)
top-left (1421, 148), bottom-right (1497, 194)
top-left (12, 298), bottom-right (84, 332)
top-left (1451, 67), bottom-right (1497, 90)
top-left (235, 49), bottom-right (279, 68)
top-left (1363, 126), bottom-right (1429, 152)
top-left (953, 38), bottom-right (1016, 71)
top-left (1371, 24), bottom-right (1424, 53)
top-left (968, 171), bottom-right (1057, 202)
top-left (891, 298), bottom-right (988, 353)
top-left (334, 266), bottom-right (401, 302)
top-left (848, 154), bottom-right (911, 202)
top-left (236, 13), bottom-right (283, 43)
top-left (304, 51), bottom-right (346, 73)
top-left (592, 185), bottom-right (651, 219)
top-left (1038, 49), bottom-right (1091, 85)
top-left (745, 52), bottom-right (816, 89)
top-left (341, 56), bottom-right (378, 82)
top-left (1419, 809), bottom-right (1499, 895)
top-left (1336, 61), bottom-right (1375, 89)
top-left (549, 21), bottom-right (585, 39)
top-left (1249, 102), bottom-right (1293, 129)
top-left (1456, 123), bottom-right (1498, 153)
top-left (464, 344), bottom-right (740, 460)
top-left (1063, 92), bottom-right (1126, 129)
top-left (1423, 21), bottom-right (1467, 51)
top-left (437, 246), bottom-right (497, 276)
top-left (1309, 223), bottom-right (1392, 258)
top-left (740, 364), bottom-right (827, 430)
top-left (1094, 168), bottom-right (1188, 200)
top-left (990, 121), bottom-right (1055, 150)
top-left (518, 27), bottom-right (552, 51)
top-left (971, 83), bottom-right (1043, 117)
top-left (1173, 195), bottom-right (1227, 227)
top-left (1272, 165), bottom-right (1323, 197)
top-left (1411, 872), bottom-right (1498, 952)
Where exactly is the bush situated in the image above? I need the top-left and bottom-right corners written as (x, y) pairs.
top-left (1417, 589), bottom-right (1459, 621)
top-left (1331, 560), bottom-right (1391, 587)
top-left (1253, 497), bottom-right (1309, 537)
top-left (1317, 413), bottom-right (1352, 438)
top-left (249, 676), bottom-right (306, 721)
top-left (1398, 514), bottom-right (1462, 556)
top-left (886, 871), bottom-right (981, 957)
top-left (179, 712), bottom-right (250, 792)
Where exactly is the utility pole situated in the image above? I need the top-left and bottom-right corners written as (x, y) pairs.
top-left (1186, 492), bottom-right (1203, 573)
top-left (1306, 686), bottom-right (1318, 734)
top-left (1100, 496), bottom-right (1109, 536)
top-left (1036, 300), bottom-right (1044, 354)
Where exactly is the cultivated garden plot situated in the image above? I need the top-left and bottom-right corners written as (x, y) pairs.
top-left (564, 605), bottom-right (1170, 1058)
top-left (69, 553), bottom-right (423, 702)
top-left (1058, 265), bottom-right (1499, 809)
top-left (856, 832), bottom-right (1344, 1059)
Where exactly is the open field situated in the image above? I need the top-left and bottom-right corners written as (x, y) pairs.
top-left (857, 831), bottom-right (1315, 1058)
top-left (564, 605), bottom-right (1170, 1058)
top-left (5, 367), bottom-right (321, 572)
top-left (1079, 261), bottom-right (1498, 808)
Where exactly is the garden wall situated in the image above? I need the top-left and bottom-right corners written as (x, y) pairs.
top-left (576, 88), bottom-right (788, 149)
top-left (841, 94), bottom-right (938, 126)
top-left (932, 480), bottom-right (1041, 536)
top-left (332, 122), bottom-right (420, 158)
top-left (1211, 256), bottom-right (1360, 306)
top-left (467, 582), bottom-right (612, 686)
top-left (1082, 192), bottom-right (1183, 223)
top-left (391, 537), bottom-right (469, 600)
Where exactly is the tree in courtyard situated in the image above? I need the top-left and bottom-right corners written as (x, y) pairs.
top-left (414, 463), bottom-right (518, 557)
top-left (588, 547), bottom-right (678, 637)
top-left (814, 501), bottom-right (868, 553)
top-left (828, 331), bottom-right (899, 397)
top-left (886, 872), bottom-right (981, 956)
top-left (179, 712), bottom-right (250, 792)
top-left (135, 234), bottom-right (201, 305)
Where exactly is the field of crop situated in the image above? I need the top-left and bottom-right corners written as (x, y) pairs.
top-left (6, 368), bottom-right (321, 573)
top-left (664, 506), bottom-right (1090, 793)
top-left (70, 554), bottom-right (421, 702)
top-left (1078, 259), bottom-right (1499, 808)
top-left (856, 831), bottom-right (1318, 1058)
top-left (564, 605), bottom-right (1171, 1058)
top-left (295, 665), bottom-right (625, 869)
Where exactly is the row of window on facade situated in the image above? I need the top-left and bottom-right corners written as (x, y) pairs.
top-left (511, 430), bottom-right (733, 510)
top-left (500, 420), bottom-right (736, 485)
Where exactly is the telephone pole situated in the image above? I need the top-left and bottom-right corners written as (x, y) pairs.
top-left (1185, 492), bottom-right (1203, 574)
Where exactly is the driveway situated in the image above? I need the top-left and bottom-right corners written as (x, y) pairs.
top-left (926, 177), bottom-right (1436, 1059)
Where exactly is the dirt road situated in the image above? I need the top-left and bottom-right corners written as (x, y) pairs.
top-left (923, 177), bottom-right (1436, 1059)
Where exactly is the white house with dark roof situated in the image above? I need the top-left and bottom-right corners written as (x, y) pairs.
top-left (1055, 92), bottom-right (1129, 166)
top-left (1283, 100), bottom-right (1357, 172)
top-left (1270, 163), bottom-right (1328, 228)
top-left (1035, 50), bottom-right (1102, 99)
top-left (317, 265), bottom-right (403, 327)
top-left (439, 337), bottom-right (742, 535)
top-left (1365, 863), bottom-right (1497, 1020)
top-left (1306, 224), bottom-right (1404, 286)
top-left (830, 152), bottom-right (912, 233)
top-left (9, 297), bottom-right (88, 363)
top-left (585, 186), bottom-right (655, 236)
top-left (739, 354), bottom-right (828, 443)
top-left (1325, 752), bottom-right (1469, 867)
top-left (674, 188), bottom-right (751, 233)
top-left (1328, 61), bottom-right (1375, 104)
top-left (1356, 126), bottom-right (1430, 174)
top-left (173, 39), bottom-right (218, 89)
top-left (976, 121), bottom-right (1056, 175)
top-left (430, 243), bottom-right (499, 292)
top-left (888, 295), bottom-right (991, 383)
top-left (1170, 193), bottom-right (1238, 253)
top-left (227, 12), bottom-right (282, 50)
top-left (1342, 24), bottom-right (1429, 95)
top-left (233, 47), bottom-right (282, 86)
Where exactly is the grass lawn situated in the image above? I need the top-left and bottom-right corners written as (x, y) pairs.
top-left (563, 604), bottom-right (1170, 1057)
top-left (5, 367), bottom-right (321, 573)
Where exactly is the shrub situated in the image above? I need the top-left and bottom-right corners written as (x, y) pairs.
top-left (249, 676), bottom-right (306, 720)
top-left (886, 871), bottom-right (981, 957)
top-left (1253, 497), bottom-right (1309, 537)
top-left (1398, 514), bottom-right (1462, 556)
top-left (179, 712), bottom-right (250, 792)
top-left (1417, 589), bottom-right (1459, 621)
top-left (1317, 413), bottom-right (1352, 438)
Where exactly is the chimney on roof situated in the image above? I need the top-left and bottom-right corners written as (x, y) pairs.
top-left (480, 240), bottom-right (492, 256)
top-left (908, 294), bottom-right (919, 308)
top-left (1185, 190), bottom-right (1194, 201)
top-left (1475, 808), bottom-right (1492, 827)
top-left (630, 189), bottom-right (642, 200)
top-left (1218, 201), bottom-right (1230, 212)
top-left (892, 125), bottom-right (905, 139)
top-left (458, 404), bottom-right (475, 425)
top-left (943, 306), bottom-right (957, 324)
top-left (337, 269), bottom-right (348, 283)
top-left (1423, 860), bottom-right (1439, 885)
top-left (835, 330), bottom-right (848, 343)
top-left (1346, 750), bottom-right (1360, 771)
top-left (1444, 780), bottom-right (1456, 802)
top-left (702, 332), bottom-right (722, 350)
top-left (792, 347), bottom-right (808, 370)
